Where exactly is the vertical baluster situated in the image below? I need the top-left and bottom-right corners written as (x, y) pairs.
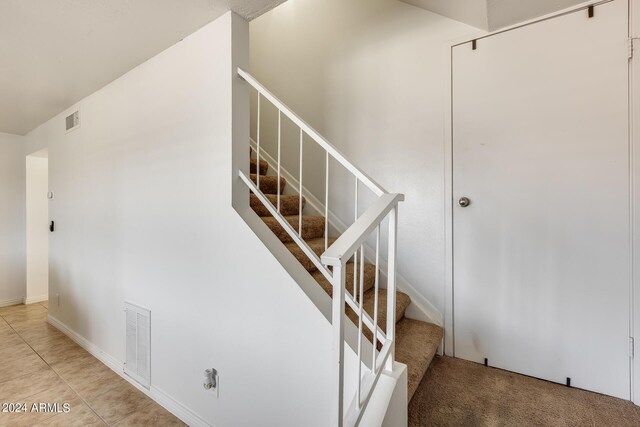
top-left (331, 262), bottom-right (346, 427)
top-left (277, 111), bottom-right (282, 212)
top-left (372, 225), bottom-right (380, 374)
top-left (325, 152), bottom-right (329, 251)
top-left (353, 178), bottom-right (358, 299)
top-left (359, 244), bottom-right (364, 315)
top-left (353, 249), bottom-right (358, 299)
top-left (299, 129), bottom-right (303, 237)
top-left (386, 206), bottom-right (398, 371)
top-left (256, 93), bottom-right (261, 191)
top-left (357, 247), bottom-right (364, 410)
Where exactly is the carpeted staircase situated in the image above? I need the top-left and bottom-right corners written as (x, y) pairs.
top-left (249, 155), bottom-right (443, 400)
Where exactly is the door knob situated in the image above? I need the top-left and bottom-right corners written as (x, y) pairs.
top-left (458, 197), bottom-right (470, 207)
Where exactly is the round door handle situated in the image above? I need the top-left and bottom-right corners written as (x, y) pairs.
top-left (458, 197), bottom-right (470, 207)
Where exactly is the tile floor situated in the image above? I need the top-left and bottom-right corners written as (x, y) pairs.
top-left (0, 302), bottom-right (185, 426)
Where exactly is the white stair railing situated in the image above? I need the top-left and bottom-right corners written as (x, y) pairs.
top-left (237, 68), bottom-right (404, 427)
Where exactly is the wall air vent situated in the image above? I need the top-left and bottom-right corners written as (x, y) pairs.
top-left (65, 111), bottom-right (80, 132)
top-left (124, 302), bottom-right (151, 389)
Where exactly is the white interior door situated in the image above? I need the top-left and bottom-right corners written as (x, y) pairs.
top-left (452, 0), bottom-right (630, 399)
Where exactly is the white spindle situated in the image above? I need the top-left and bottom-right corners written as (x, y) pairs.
top-left (357, 247), bottom-right (364, 410)
top-left (353, 177), bottom-right (358, 299)
top-left (359, 246), bottom-right (364, 315)
top-left (325, 151), bottom-right (329, 251)
top-left (353, 251), bottom-right (358, 300)
top-left (256, 93), bottom-right (261, 191)
top-left (386, 207), bottom-right (398, 371)
top-left (372, 225), bottom-right (380, 373)
top-left (277, 110), bottom-right (282, 212)
top-left (299, 129), bottom-right (303, 237)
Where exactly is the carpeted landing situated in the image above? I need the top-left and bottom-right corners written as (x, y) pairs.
top-left (249, 153), bottom-right (443, 400)
top-left (408, 356), bottom-right (640, 426)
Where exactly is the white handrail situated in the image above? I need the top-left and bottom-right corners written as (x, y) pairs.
top-left (239, 170), bottom-right (388, 344)
top-left (321, 193), bottom-right (404, 266)
top-left (238, 68), bottom-right (387, 197)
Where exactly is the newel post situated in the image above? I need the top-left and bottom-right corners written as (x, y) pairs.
top-left (386, 205), bottom-right (398, 371)
top-left (331, 261), bottom-right (346, 427)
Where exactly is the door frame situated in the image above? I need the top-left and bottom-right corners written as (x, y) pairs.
top-left (442, 0), bottom-right (636, 402)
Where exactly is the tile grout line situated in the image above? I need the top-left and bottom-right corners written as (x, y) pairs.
top-left (1, 304), bottom-right (158, 426)
top-left (0, 306), bottom-right (110, 426)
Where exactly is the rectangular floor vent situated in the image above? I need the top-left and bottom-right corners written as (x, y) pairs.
top-left (124, 302), bottom-right (151, 389)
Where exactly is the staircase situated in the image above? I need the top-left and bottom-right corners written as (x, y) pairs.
top-left (238, 68), bottom-right (442, 426)
top-left (248, 154), bottom-right (443, 401)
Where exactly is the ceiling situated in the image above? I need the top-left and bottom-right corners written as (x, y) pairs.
top-left (401, 0), bottom-right (586, 31)
top-left (0, 0), bottom-right (285, 135)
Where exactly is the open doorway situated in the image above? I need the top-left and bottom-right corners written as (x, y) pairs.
top-left (25, 148), bottom-right (49, 304)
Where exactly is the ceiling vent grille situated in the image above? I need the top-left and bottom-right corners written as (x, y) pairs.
top-left (65, 111), bottom-right (80, 132)
top-left (124, 302), bottom-right (151, 389)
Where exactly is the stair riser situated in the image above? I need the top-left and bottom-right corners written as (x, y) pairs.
top-left (286, 238), bottom-right (335, 272)
top-left (250, 159), bottom-right (268, 175)
top-left (345, 290), bottom-right (410, 341)
top-left (263, 218), bottom-right (325, 243)
top-left (250, 194), bottom-right (306, 217)
top-left (250, 174), bottom-right (286, 194)
top-left (312, 264), bottom-right (377, 297)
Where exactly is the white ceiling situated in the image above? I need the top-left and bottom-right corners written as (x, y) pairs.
top-left (401, 0), bottom-right (586, 31)
top-left (401, 0), bottom-right (489, 30)
top-left (0, 0), bottom-right (285, 135)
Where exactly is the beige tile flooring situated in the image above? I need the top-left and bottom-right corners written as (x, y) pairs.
top-left (0, 302), bottom-right (185, 426)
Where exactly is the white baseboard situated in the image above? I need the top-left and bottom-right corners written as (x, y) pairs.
top-left (0, 297), bottom-right (26, 308)
top-left (24, 294), bottom-right (48, 305)
top-left (47, 315), bottom-right (213, 427)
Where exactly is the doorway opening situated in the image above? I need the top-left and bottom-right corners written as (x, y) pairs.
top-left (25, 148), bottom-right (49, 304)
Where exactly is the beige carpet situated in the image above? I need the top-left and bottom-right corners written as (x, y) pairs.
top-left (409, 356), bottom-right (640, 427)
top-left (249, 150), bottom-right (443, 400)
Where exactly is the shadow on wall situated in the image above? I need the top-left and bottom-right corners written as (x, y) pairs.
top-left (249, 0), bottom-right (480, 320)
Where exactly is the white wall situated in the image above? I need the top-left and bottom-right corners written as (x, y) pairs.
top-left (27, 12), bottom-right (336, 427)
top-left (26, 151), bottom-right (49, 304)
top-left (250, 0), bottom-right (477, 322)
top-left (0, 132), bottom-right (26, 306)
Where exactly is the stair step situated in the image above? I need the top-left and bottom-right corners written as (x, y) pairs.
top-left (250, 158), bottom-right (268, 175)
top-left (285, 237), bottom-right (336, 272)
top-left (395, 319), bottom-right (443, 401)
top-left (347, 288), bottom-right (410, 330)
top-left (250, 174), bottom-right (286, 194)
top-left (311, 263), bottom-right (377, 296)
top-left (250, 194), bottom-right (306, 217)
top-left (262, 215), bottom-right (325, 243)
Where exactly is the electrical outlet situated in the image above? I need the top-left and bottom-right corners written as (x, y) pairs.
top-left (203, 368), bottom-right (219, 397)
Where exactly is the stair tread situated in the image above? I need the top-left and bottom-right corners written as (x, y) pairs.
top-left (250, 194), bottom-right (306, 217)
top-left (347, 288), bottom-right (411, 330)
top-left (250, 174), bottom-right (286, 194)
top-left (261, 215), bottom-right (325, 243)
top-left (250, 158), bottom-right (268, 175)
top-left (395, 318), bottom-right (443, 401)
top-left (311, 263), bottom-right (377, 296)
top-left (285, 237), bottom-right (336, 272)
